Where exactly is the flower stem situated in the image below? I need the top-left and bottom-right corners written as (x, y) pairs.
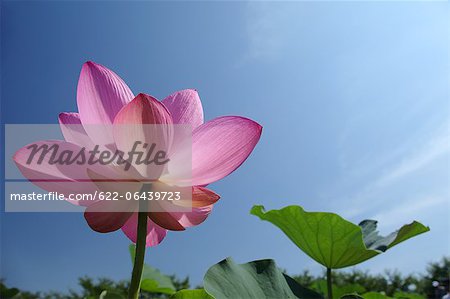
top-left (326, 267), bottom-right (333, 299)
top-left (128, 184), bottom-right (150, 299)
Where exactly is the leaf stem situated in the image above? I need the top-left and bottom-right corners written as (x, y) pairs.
top-left (326, 267), bottom-right (333, 299)
top-left (128, 184), bottom-right (149, 299)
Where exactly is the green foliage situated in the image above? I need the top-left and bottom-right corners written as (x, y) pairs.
top-left (98, 290), bottom-right (125, 299)
top-left (419, 256), bottom-right (450, 297)
top-left (292, 268), bottom-right (430, 298)
top-left (393, 291), bottom-right (424, 299)
top-left (361, 292), bottom-right (392, 299)
top-left (310, 279), bottom-right (366, 298)
top-left (0, 281), bottom-right (20, 298)
top-left (335, 293), bottom-right (424, 299)
top-left (2, 255), bottom-right (447, 299)
top-left (168, 275), bottom-right (190, 292)
top-left (340, 291), bottom-right (425, 299)
top-left (203, 258), bottom-right (322, 299)
top-left (251, 205), bottom-right (429, 269)
top-left (129, 244), bottom-right (176, 295)
top-left (1, 273), bottom-right (188, 299)
top-left (72, 277), bottom-right (128, 298)
top-left (170, 289), bottom-right (213, 299)
top-left (340, 294), bottom-right (364, 299)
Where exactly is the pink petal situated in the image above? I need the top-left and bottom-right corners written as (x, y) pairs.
top-left (113, 93), bottom-right (173, 179)
top-left (77, 61), bottom-right (134, 146)
top-left (86, 168), bottom-right (143, 195)
top-left (84, 200), bottom-right (136, 233)
top-left (59, 112), bottom-right (139, 179)
top-left (147, 188), bottom-right (214, 231)
top-left (148, 207), bottom-right (186, 231)
top-left (58, 112), bottom-right (94, 148)
top-left (173, 186), bottom-right (220, 208)
top-left (190, 186), bottom-right (220, 207)
top-left (121, 213), bottom-right (167, 247)
top-left (13, 140), bottom-right (100, 206)
top-left (113, 93), bottom-right (173, 125)
top-left (170, 205), bottom-right (213, 228)
top-left (162, 89), bottom-right (203, 128)
top-left (187, 116), bottom-right (262, 186)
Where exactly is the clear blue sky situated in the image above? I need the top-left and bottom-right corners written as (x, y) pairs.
top-left (1, 1), bottom-right (449, 293)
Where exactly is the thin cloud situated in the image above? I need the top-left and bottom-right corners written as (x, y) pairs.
top-left (373, 126), bottom-right (450, 189)
top-left (370, 195), bottom-right (448, 229)
top-left (244, 2), bottom-right (294, 61)
top-left (333, 122), bottom-right (450, 219)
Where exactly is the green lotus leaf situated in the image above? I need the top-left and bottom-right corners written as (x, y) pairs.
top-left (129, 244), bottom-right (176, 294)
top-left (393, 292), bottom-right (425, 299)
top-left (340, 294), bottom-right (364, 299)
top-left (203, 258), bottom-right (323, 299)
top-left (251, 205), bottom-right (429, 269)
top-left (362, 292), bottom-right (392, 299)
top-left (311, 280), bottom-right (366, 298)
top-left (170, 289), bottom-right (213, 299)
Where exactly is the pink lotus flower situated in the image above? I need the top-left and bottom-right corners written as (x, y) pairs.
top-left (13, 61), bottom-right (262, 247)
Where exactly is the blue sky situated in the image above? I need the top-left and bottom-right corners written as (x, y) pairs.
top-left (1, 1), bottom-right (449, 293)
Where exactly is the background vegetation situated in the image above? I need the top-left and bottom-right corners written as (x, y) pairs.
top-left (2, 257), bottom-right (448, 299)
